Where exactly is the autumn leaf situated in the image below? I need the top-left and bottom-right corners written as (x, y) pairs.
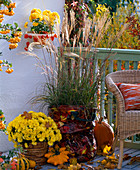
top-left (128, 156), bottom-right (140, 165)
top-left (103, 145), bottom-right (111, 155)
top-left (21, 111), bottom-right (32, 119)
top-left (69, 157), bottom-right (77, 165)
top-left (45, 122), bottom-right (52, 128)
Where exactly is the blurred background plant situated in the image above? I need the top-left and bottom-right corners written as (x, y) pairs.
top-left (0, 0), bottom-right (22, 74)
top-left (97, 2), bottom-right (140, 50)
top-left (0, 110), bottom-right (6, 132)
top-left (0, 147), bottom-right (22, 170)
top-left (65, 0), bottom-right (140, 50)
top-left (64, 1), bottom-right (90, 46)
top-left (0, 0), bottom-right (22, 50)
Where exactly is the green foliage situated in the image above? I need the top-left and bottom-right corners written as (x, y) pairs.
top-left (0, 110), bottom-right (6, 132)
top-left (31, 55), bottom-right (100, 109)
top-left (64, 1), bottom-right (90, 46)
top-left (84, 0), bottom-right (96, 13)
top-left (0, 22), bottom-right (21, 40)
top-left (28, 7), bottom-right (128, 113)
top-left (0, 146), bottom-right (23, 170)
top-left (97, 3), bottom-right (140, 49)
top-left (96, 0), bottom-right (120, 13)
top-left (31, 18), bottom-right (53, 34)
top-left (0, 0), bottom-right (11, 6)
top-left (86, 0), bottom-right (139, 14)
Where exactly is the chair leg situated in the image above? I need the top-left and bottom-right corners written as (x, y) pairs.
top-left (117, 139), bottom-right (124, 169)
top-left (111, 135), bottom-right (118, 153)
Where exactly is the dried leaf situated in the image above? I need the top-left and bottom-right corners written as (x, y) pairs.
top-left (45, 122), bottom-right (51, 128)
top-left (58, 164), bottom-right (68, 169)
top-left (21, 111), bottom-right (32, 120)
top-left (69, 157), bottom-right (77, 165)
top-left (123, 154), bottom-right (131, 160)
top-left (128, 156), bottom-right (140, 165)
top-left (103, 145), bottom-right (111, 155)
top-left (101, 159), bottom-right (107, 165)
top-left (106, 153), bottom-right (116, 160)
top-left (87, 161), bottom-right (94, 165)
top-left (94, 165), bottom-right (104, 170)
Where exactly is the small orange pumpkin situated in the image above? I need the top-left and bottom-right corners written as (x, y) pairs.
top-left (94, 117), bottom-right (114, 149)
top-left (45, 144), bottom-right (69, 165)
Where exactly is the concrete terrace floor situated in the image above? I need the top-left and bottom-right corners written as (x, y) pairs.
top-left (40, 147), bottom-right (140, 170)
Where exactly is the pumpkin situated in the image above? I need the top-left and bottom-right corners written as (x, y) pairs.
top-left (94, 117), bottom-right (114, 149)
top-left (29, 160), bottom-right (36, 169)
top-left (45, 144), bottom-right (69, 165)
top-left (11, 155), bottom-right (30, 170)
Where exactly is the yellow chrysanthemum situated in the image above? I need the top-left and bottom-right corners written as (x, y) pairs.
top-left (51, 136), bottom-right (56, 142)
top-left (50, 20), bottom-right (54, 26)
top-left (29, 13), bottom-right (43, 22)
top-left (31, 8), bottom-right (42, 14)
top-left (14, 143), bottom-right (18, 148)
top-left (49, 13), bottom-right (55, 21)
top-left (7, 111), bottom-right (62, 148)
top-left (51, 12), bottom-right (60, 19)
top-left (32, 141), bottom-right (37, 145)
top-left (17, 137), bottom-right (23, 143)
top-left (42, 10), bottom-right (51, 16)
top-left (8, 135), bottom-right (12, 141)
top-left (32, 22), bottom-right (39, 26)
top-left (24, 22), bottom-right (28, 28)
top-left (43, 15), bottom-right (49, 22)
top-left (24, 143), bottom-right (28, 148)
top-left (49, 12), bottom-right (60, 24)
top-left (48, 141), bottom-right (53, 146)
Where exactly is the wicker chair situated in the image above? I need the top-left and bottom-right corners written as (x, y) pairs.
top-left (105, 70), bottom-right (140, 169)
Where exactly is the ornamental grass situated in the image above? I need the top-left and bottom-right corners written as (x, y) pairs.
top-left (22, 8), bottom-right (129, 113)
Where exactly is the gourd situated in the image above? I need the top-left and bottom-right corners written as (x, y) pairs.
top-left (12, 156), bottom-right (36, 170)
top-left (94, 117), bottom-right (114, 149)
top-left (29, 160), bottom-right (36, 169)
top-left (45, 145), bottom-right (69, 165)
top-left (11, 155), bottom-right (30, 170)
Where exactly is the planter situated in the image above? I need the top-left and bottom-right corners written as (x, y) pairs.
top-left (49, 105), bottom-right (97, 162)
top-left (49, 105), bottom-right (96, 127)
top-left (22, 142), bottom-right (48, 166)
top-left (24, 32), bottom-right (57, 51)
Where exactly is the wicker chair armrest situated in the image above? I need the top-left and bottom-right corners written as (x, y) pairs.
top-left (105, 75), bottom-right (125, 115)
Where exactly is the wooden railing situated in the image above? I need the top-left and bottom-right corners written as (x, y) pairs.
top-left (95, 48), bottom-right (140, 120)
top-left (95, 48), bottom-right (140, 148)
top-left (62, 47), bottom-right (140, 148)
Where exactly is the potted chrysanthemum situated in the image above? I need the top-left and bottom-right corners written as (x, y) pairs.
top-left (6, 111), bottom-right (62, 165)
top-left (23, 8), bottom-right (60, 50)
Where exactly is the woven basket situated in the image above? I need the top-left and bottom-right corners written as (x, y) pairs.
top-left (23, 142), bottom-right (48, 165)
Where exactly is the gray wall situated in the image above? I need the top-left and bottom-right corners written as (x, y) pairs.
top-left (0, 0), bottom-right (65, 152)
